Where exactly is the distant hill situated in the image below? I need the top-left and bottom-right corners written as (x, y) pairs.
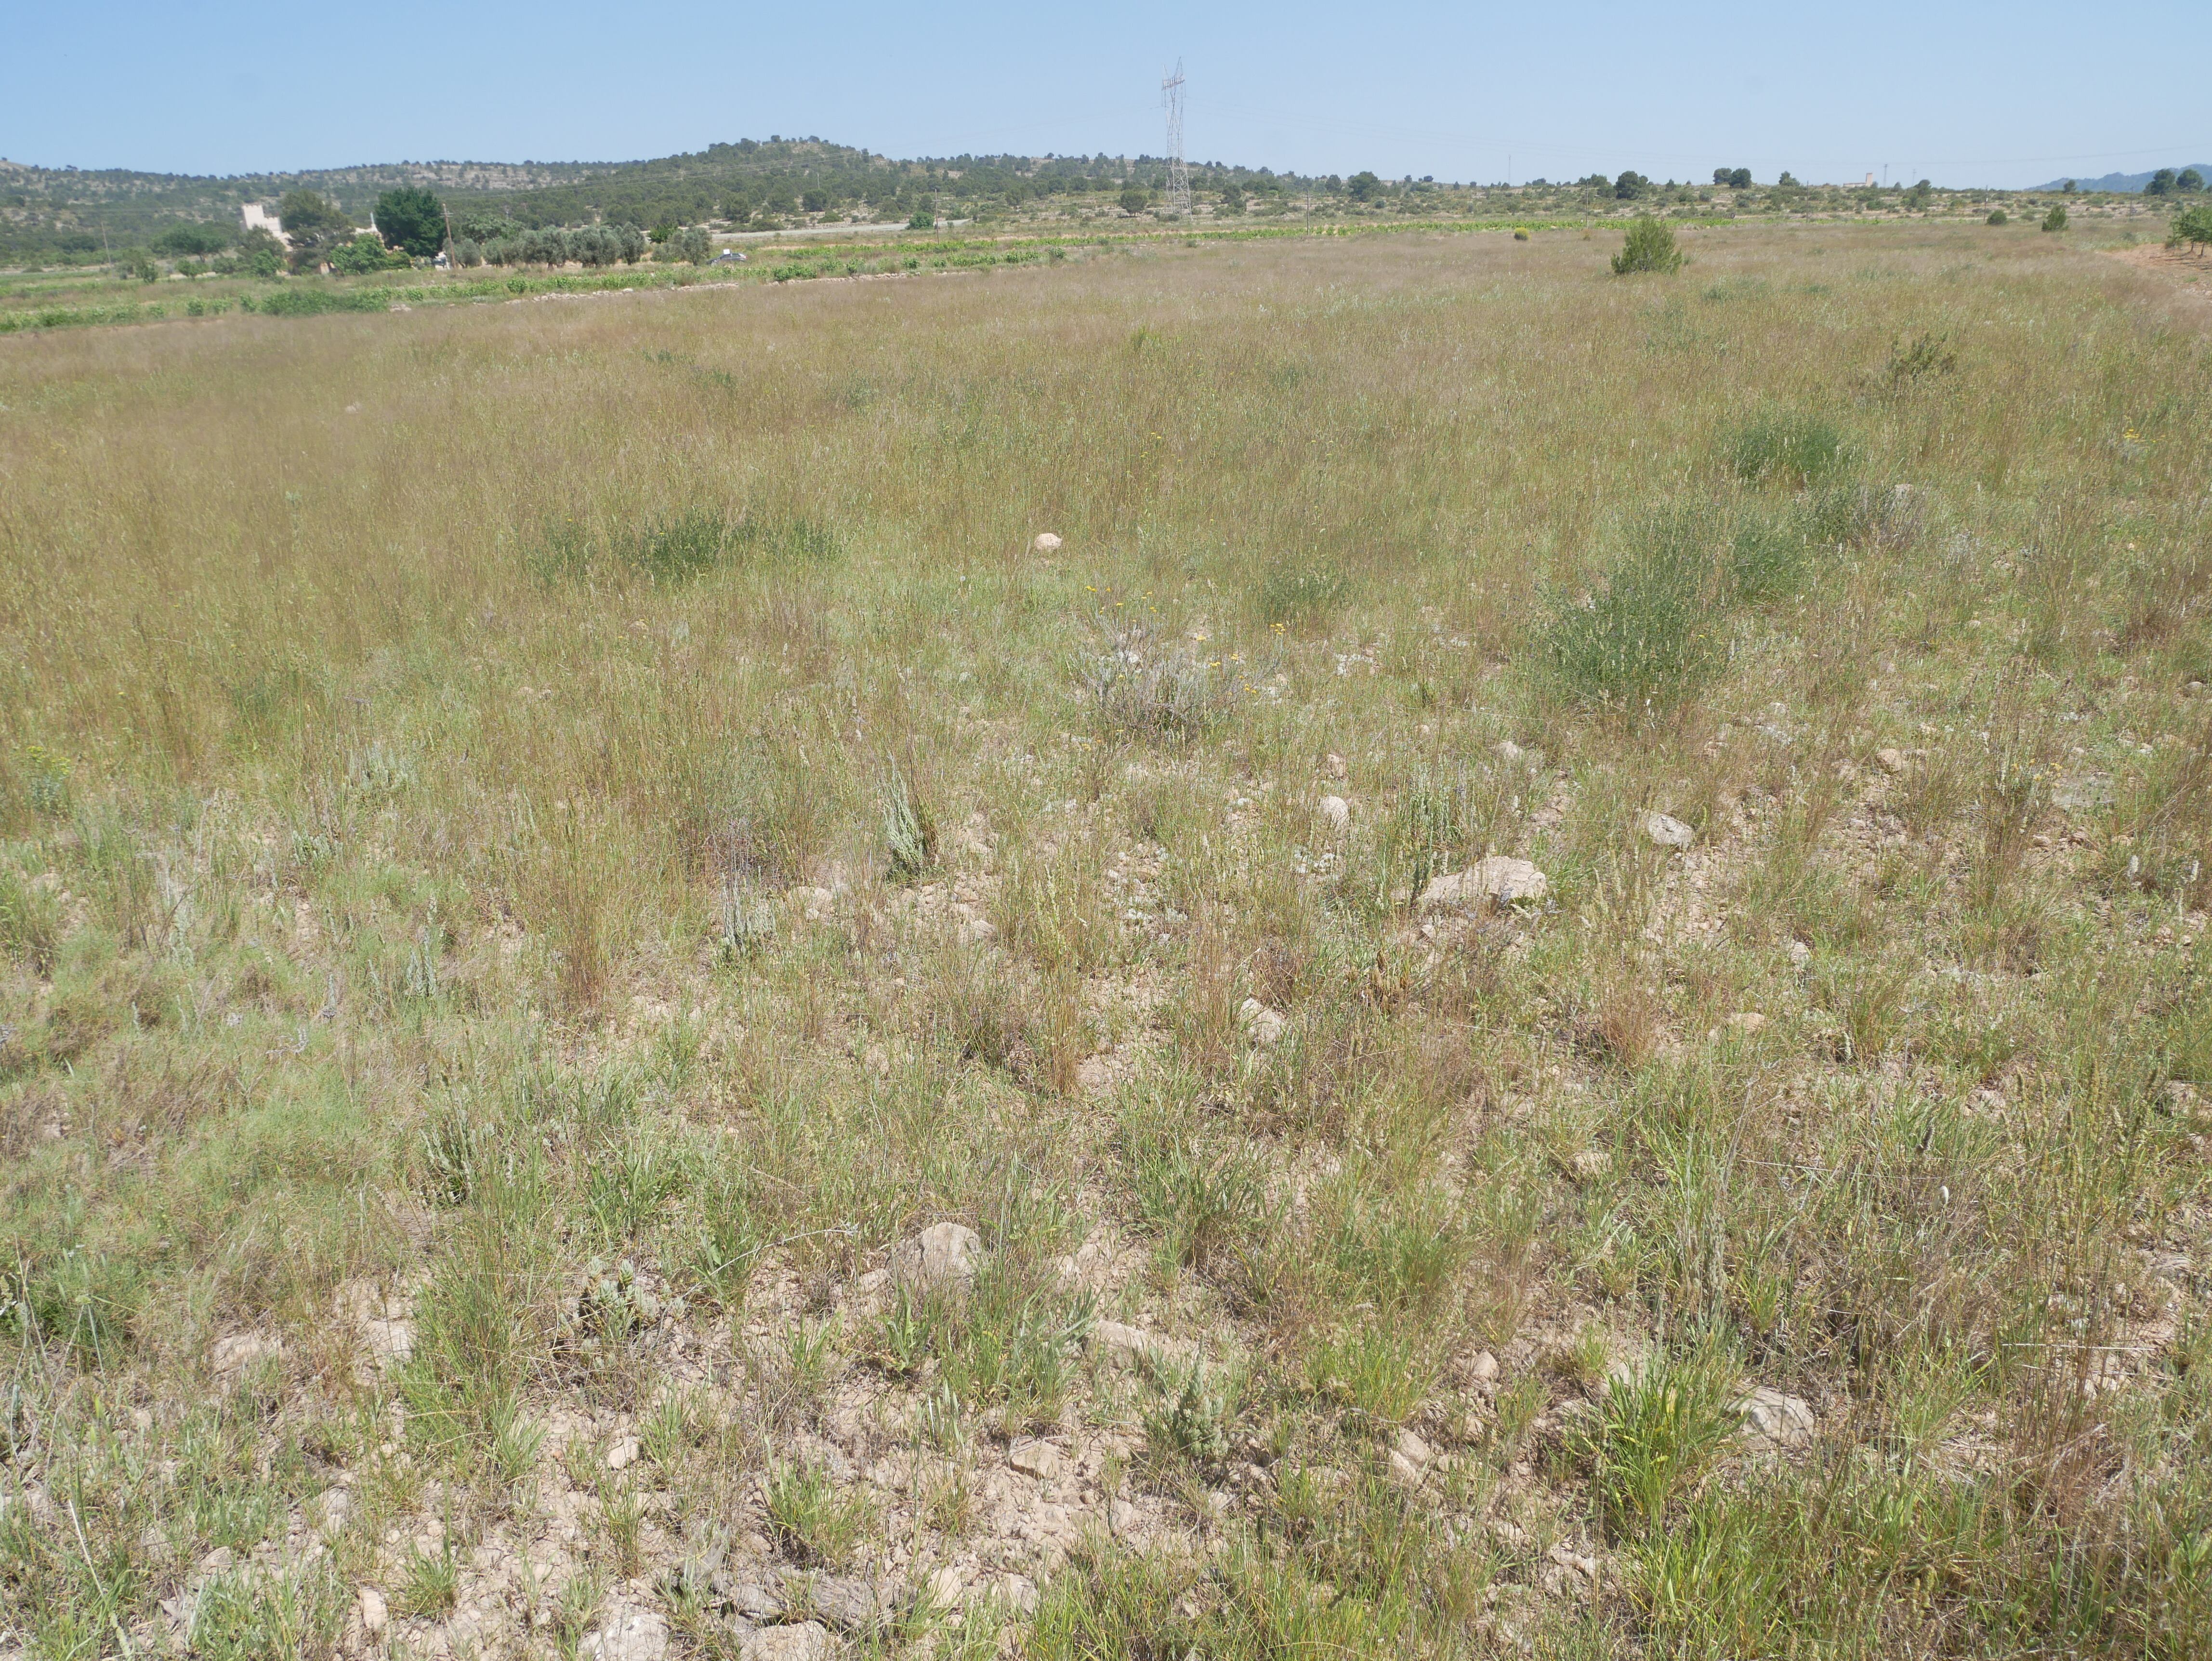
top-left (2031, 164), bottom-right (2212, 193)
top-left (0, 139), bottom-right (1295, 266)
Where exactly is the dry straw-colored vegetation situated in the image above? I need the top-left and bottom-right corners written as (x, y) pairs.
top-left (1, 222), bottom-right (2211, 1659)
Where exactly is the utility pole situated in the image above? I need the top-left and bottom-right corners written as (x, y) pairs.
top-left (1161, 59), bottom-right (1190, 216)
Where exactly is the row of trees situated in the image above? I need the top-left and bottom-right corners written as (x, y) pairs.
top-left (456, 223), bottom-right (650, 269)
top-left (264, 185), bottom-right (737, 274)
top-left (2146, 169), bottom-right (2207, 197)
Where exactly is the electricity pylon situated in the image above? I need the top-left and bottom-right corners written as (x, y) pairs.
top-left (1162, 60), bottom-right (1190, 216)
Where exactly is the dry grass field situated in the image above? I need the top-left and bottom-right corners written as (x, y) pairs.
top-left (2, 220), bottom-right (2211, 1660)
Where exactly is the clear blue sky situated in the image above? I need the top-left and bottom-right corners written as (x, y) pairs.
top-left (3, 0), bottom-right (2202, 188)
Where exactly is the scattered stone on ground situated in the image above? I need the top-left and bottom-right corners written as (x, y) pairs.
top-left (606, 1435), bottom-right (640, 1471)
top-left (1032, 531), bottom-right (1062, 553)
top-left (583, 1600), bottom-right (670, 1661)
top-left (210, 1333), bottom-right (279, 1381)
top-left (809, 1573), bottom-right (898, 1634)
top-left (1092, 1319), bottom-right (1188, 1369)
top-left (714, 1574), bottom-right (785, 1620)
top-left (989, 1573), bottom-right (1040, 1615)
top-left (893, 1222), bottom-right (983, 1291)
top-left (2053, 773), bottom-right (2116, 813)
top-left (334, 1279), bottom-right (416, 1372)
top-left (1418, 856), bottom-right (1549, 911)
top-left (738, 1622), bottom-right (830, 1661)
top-left (1389, 1427), bottom-right (1435, 1486)
top-left (1238, 997), bottom-right (1288, 1045)
top-left (1547, 1542), bottom-right (1600, 1584)
top-left (308, 1488), bottom-right (351, 1540)
top-left (1738, 1385), bottom-right (1817, 1449)
top-left (1642, 811), bottom-right (1696, 849)
top-left (1316, 794), bottom-right (1351, 834)
top-left (358, 1586), bottom-right (387, 1635)
top-left (1009, 1438), bottom-right (1063, 1479)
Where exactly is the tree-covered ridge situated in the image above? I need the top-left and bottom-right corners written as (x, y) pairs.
top-left (0, 137), bottom-right (1315, 265)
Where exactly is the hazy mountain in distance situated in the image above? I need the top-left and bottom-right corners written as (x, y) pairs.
top-left (2032, 164), bottom-right (2212, 192)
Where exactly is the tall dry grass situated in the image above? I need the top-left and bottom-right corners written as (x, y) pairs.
top-left (2, 222), bottom-right (2211, 1657)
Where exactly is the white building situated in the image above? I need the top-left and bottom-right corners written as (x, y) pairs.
top-left (242, 200), bottom-right (383, 250)
top-left (240, 202), bottom-right (289, 245)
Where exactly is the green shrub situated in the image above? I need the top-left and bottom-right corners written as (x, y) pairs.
top-left (393, 1541), bottom-right (460, 1618)
top-left (1880, 330), bottom-right (1958, 392)
top-left (1612, 216), bottom-right (1683, 275)
top-left (1256, 559), bottom-right (1348, 624)
top-left (1537, 508), bottom-right (1726, 711)
top-left (937, 1269), bottom-right (1093, 1426)
top-left (1386, 763), bottom-right (1491, 898)
top-left (2169, 203), bottom-right (2212, 255)
top-left (1, 1246), bottom-right (141, 1365)
top-left (153, 222), bottom-right (235, 258)
top-left (189, 1560), bottom-right (350, 1660)
top-left (1570, 1355), bottom-right (1738, 1534)
top-left (1986, 208), bottom-right (2008, 226)
top-left (882, 769), bottom-right (937, 881)
top-left (233, 228), bottom-right (284, 278)
top-left (329, 234), bottom-right (408, 276)
top-left (1305, 1324), bottom-right (1432, 1425)
top-left (622, 507), bottom-right (732, 583)
top-left (1797, 481), bottom-right (1920, 552)
top-left (1720, 408), bottom-right (1851, 486)
top-left (658, 226), bottom-right (711, 265)
top-left (20, 742), bottom-right (71, 817)
top-left (766, 1459), bottom-right (875, 1566)
top-left (2041, 203), bottom-right (2067, 233)
top-left (1631, 1493), bottom-right (1790, 1653)
top-left (1131, 1134), bottom-right (1267, 1269)
top-left (0, 855), bottom-right (63, 973)
top-left (1084, 628), bottom-right (1242, 743)
top-left (245, 285), bottom-right (387, 317)
top-left (1142, 1365), bottom-right (1233, 1464)
top-left (1727, 512), bottom-right (1809, 602)
top-left (527, 508), bottom-right (838, 586)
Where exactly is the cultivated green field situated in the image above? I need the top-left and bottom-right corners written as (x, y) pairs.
top-left (1, 221), bottom-right (2210, 1659)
